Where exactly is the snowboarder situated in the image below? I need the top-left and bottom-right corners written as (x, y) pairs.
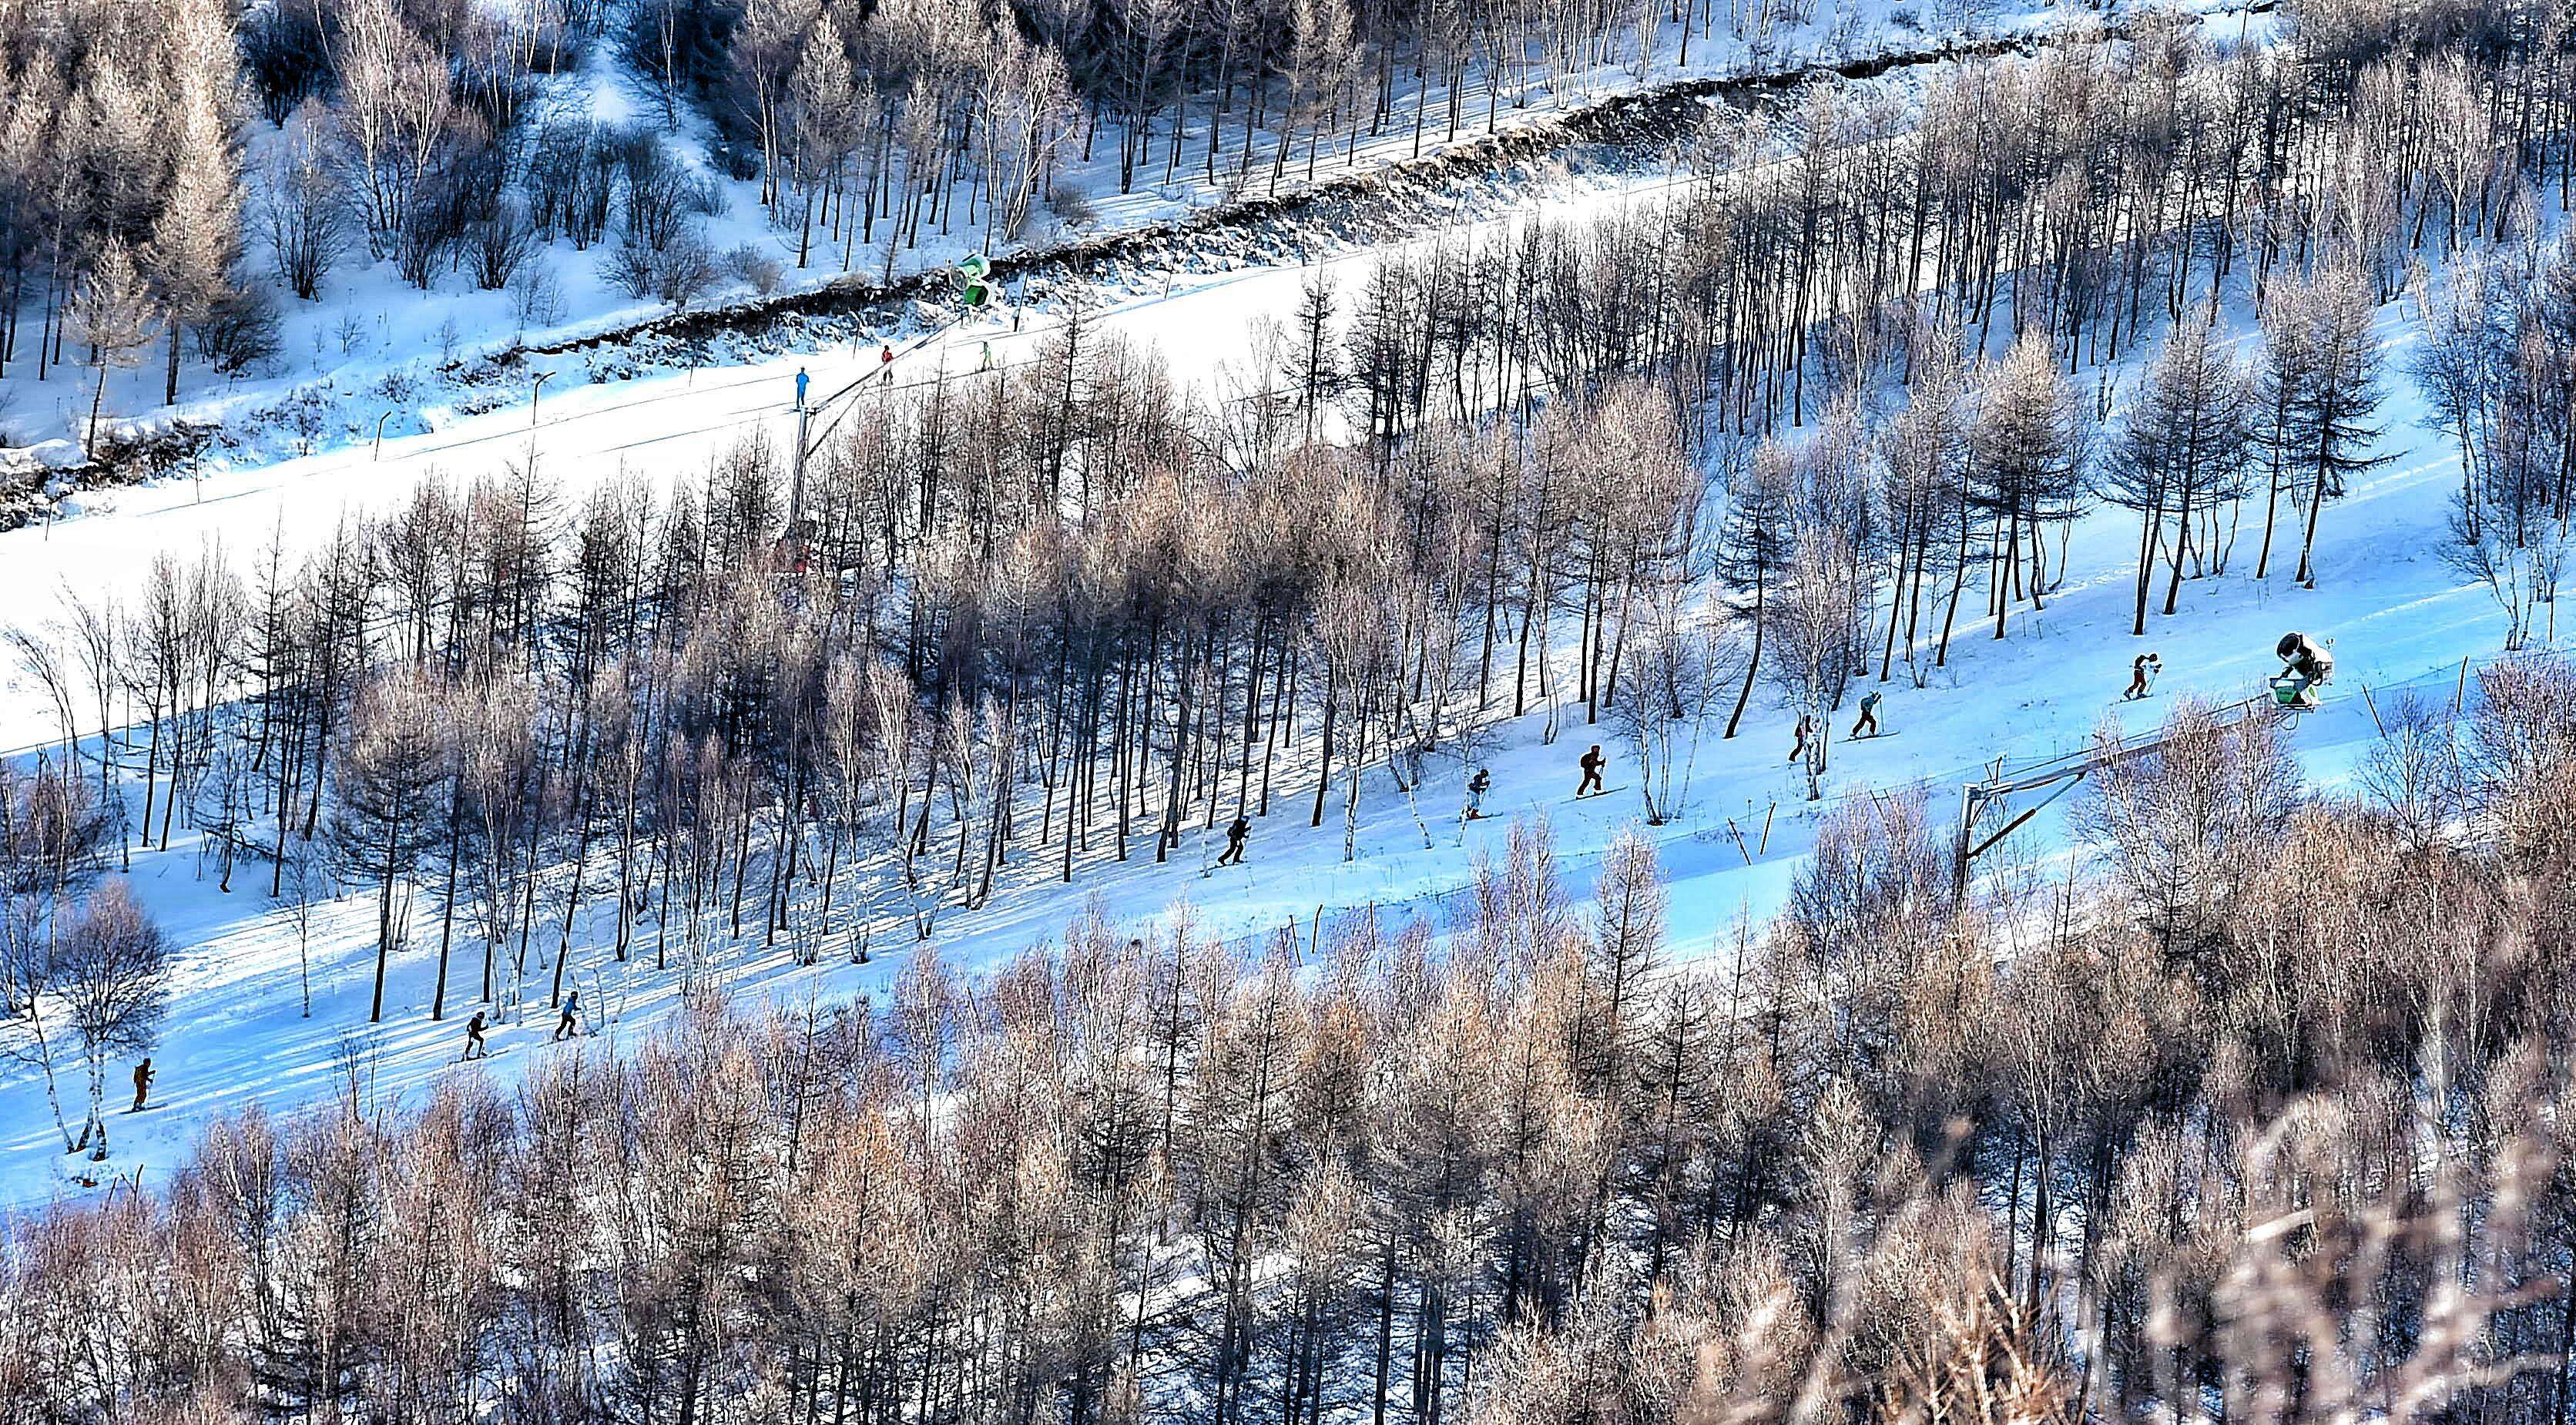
top-left (553, 991), bottom-right (582, 1041)
top-left (1465, 768), bottom-right (1491, 820)
top-left (1576, 745), bottom-right (1606, 798)
top-left (2274, 632), bottom-right (2334, 708)
top-left (1851, 691), bottom-right (1882, 739)
top-left (879, 344), bottom-right (895, 384)
top-left (2124, 652), bottom-right (2162, 701)
top-left (462, 1011), bottom-right (491, 1061)
top-left (1789, 713), bottom-right (1816, 764)
top-left (1216, 816), bottom-right (1251, 865)
top-left (129, 1058), bottom-right (153, 1113)
top-left (794, 366), bottom-right (810, 411)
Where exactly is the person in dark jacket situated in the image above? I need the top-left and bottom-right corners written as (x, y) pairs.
top-left (1851, 691), bottom-right (1883, 739)
top-left (1217, 816), bottom-right (1251, 865)
top-left (1576, 746), bottom-right (1606, 797)
top-left (129, 1058), bottom-right (154, 1113)
top-left (2125, 652), bottom-right (2161, 700)
top-left (463, 1011), bottom-right (491, 1061)
top-left (1464, 768), bottom-right (1491, 820)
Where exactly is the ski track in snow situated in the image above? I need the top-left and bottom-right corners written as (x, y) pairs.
top-left (0, 106), bottom-right (2523, 1210)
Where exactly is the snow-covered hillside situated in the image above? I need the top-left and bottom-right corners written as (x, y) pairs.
top-left (0, 0), bottom-right (2254, 498)
top-left (19, 0), bottom-right (2576, 1418)
top-left (0, 163), bottom-right (2525, 1205)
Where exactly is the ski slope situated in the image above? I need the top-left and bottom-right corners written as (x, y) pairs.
top-left (0, 163), bottom-right (2524, 1205)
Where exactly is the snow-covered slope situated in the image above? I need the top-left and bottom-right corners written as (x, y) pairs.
top-left (0, 142), bottom-right (2523, 1204)
top-left (0, 0), bottom-right (2260, 491)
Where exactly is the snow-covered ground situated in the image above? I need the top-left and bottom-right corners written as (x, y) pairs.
top-left (0, 0), bottom-right (2527, 1204)
top-left (0, 0), bottom-right (2259, 480)
top-left (0, 187), bottom-right (2521, 1204)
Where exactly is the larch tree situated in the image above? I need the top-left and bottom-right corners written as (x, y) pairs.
top-left (1971, 330), bottom-right (2090, 639)
top-left (2106, 324), bottom-right (2254, 633)
top-left (332, 670), bottom-right (453, 1022)
top-left (1712, 441), bottom-right (1795, 739)
top-left (67, 240), bottom-right (156, 458)
top-left (142, 0), bottom-right (241, 404)
top-left (2286, 264), bottom-right (2390, 588)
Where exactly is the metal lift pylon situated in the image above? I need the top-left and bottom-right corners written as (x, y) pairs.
top-left (1949, 692), bottom-right (2299, 899)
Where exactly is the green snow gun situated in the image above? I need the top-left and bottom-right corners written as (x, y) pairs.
top-left (954, 254), bottom-right (993, 310)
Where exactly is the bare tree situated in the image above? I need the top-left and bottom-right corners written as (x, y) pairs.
top-left (58, 880), bottom-right (169, 1160)
top-left (67, 241), bottom-right (156, 458)
top-left (2105, 324), bottom-right (2254, 633)
top-left (331, 671), bottom-right (451, 1022)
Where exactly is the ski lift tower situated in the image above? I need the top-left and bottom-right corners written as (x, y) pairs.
top-left (784, 254), bottom-right (999, 541)
top-left (1950, 691), bottom-right (2300, 898)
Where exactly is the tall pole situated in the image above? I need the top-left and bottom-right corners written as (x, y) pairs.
top-left (788, 398), bottom-right (812, 531)
top-left (1951, 783), bottom-right (1978, 902)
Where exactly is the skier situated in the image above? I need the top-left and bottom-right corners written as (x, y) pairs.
top-left (2124, 652), bottom-right (2162, 701)
top-left (1789, 713), bottom-right (1816, 764)
top-left (879, 343), bottom-right (895, 384)
top-left (794, 366), bottom-right (810, 411)
top-left (1216, 815), bottom-right (1251, 866)
top-left (1576, 745), bottom-right (1606, 798)
top-left (1851, 690), bottom-right (1882, 739)
top-left (980, 341), bottom-right (995, 370)
top-left (2274, 632), bottom-right (2334, 707)
top-left (462, 1011), bottom-right (491, 1061)
top-left (1465, 767), bottom-right (1491, 820)
top-left (129, 1058), bottom-right (153, 1113)
top-left (552, 991), bottom-right (581, 1042)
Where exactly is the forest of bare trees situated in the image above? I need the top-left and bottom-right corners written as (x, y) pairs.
top-left (6, 666), bottom-right (2576, 1422)
top-left (6, 0), bottom-right (2576, 1415)
top-left (0, 0), bottom-right (1995, 435)
top-left (8, 0), bottom-right (2576, 1027)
